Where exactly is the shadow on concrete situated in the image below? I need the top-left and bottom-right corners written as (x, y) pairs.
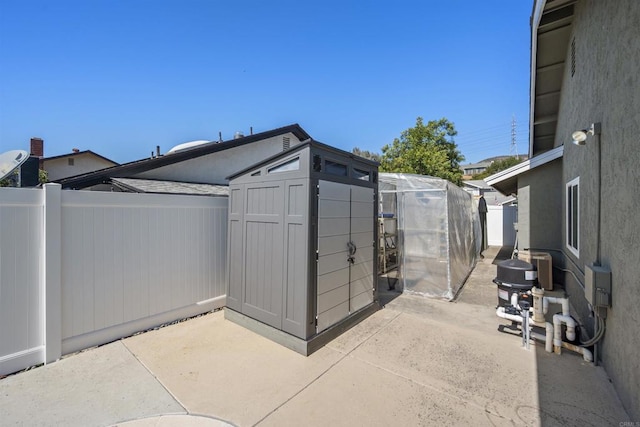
top-left (483, 246), bottom-right (629, 425)
top-left (377, 271), bottom-right (403, 307)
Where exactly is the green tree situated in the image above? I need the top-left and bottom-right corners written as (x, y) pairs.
top-left (352, 147), bottom-right (381, 163)
top-left (39, 169), bottom-right (49, 184)
top-left (473, 157), bottom-right (522, 179)
top-left (380, 117), bottom-right (464, 185)
top-left (0, 170), bottom-right (18, 187)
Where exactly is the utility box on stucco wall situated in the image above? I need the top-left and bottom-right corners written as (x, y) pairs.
top-left (225, 140), bottom-right (379, 355)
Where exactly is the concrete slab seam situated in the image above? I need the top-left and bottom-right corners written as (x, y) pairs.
top-left (253, 310), bottom-right (404, 426)
top-left (120, 339), bottom-right (189, 416)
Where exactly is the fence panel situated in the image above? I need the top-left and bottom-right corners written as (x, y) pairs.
top-left (0, 188), bottom-right (44, 375)
top-left (60, 191), bottom-right (228, 354)
top-left (487, 205), bottom-right (517, 246)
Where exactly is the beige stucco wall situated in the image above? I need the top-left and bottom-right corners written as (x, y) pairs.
top-left (134, 133), bottom-right (302, 184)
top-left (45, 154), bottom-right (116, 181)
top-left (553, 0), bottom-right (640, 418)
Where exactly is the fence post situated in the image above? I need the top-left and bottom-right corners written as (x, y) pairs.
top-left (44, 183), bottom-right (62, 363)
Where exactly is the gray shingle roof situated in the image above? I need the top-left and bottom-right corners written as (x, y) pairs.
top-left (111, 178), bottom-right (228, 196)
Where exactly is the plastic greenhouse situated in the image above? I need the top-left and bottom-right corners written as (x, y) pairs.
top-left (379, 173), bottom-right (481, 300)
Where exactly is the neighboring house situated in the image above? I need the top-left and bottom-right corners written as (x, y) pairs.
top-left (460, 161), bottom-right (492, 178)
top-left (462, 180), bottom-right (515, 205)
top-left (460, 155), bottom-right (528, 180)
top-left (487, 0), bottom-right (639, 418)
top-left (59, 124), bottom-right (311, 191)
top-left (29, 137), bottom-right (119, 182)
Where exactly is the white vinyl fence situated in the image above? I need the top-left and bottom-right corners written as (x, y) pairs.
top-left (486, 204), bottom-right (517, 247)
top-left (1, 184), bottom-right (228, 376)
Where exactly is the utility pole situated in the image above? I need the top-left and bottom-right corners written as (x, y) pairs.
top-left (510, 115), bottom-right (519, 160)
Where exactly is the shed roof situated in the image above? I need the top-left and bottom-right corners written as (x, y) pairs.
top-left (226, 138), bottom-right (378, 181)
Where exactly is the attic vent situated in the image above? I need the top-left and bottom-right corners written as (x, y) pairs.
top-left (283, 137), bottom-right (290, 151)
top-left (68, 158), bottom-right (74, 166)
top-left (571, 37), bottom-right (576, 77)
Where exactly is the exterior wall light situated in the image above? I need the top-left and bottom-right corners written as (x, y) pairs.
top-left (572, 122), bottom-right (601, 145)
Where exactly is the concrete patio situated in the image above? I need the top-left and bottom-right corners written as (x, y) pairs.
top-left (0, 246), bottom-right (630, 426)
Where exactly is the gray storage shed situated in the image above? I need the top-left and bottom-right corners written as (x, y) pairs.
top-left (225, 140), bottom-right (379, 355)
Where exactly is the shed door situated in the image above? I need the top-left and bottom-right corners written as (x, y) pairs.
top-left (316, 181), bottom-right (374, 333)
top-left (239, 183), bottom-right (284, 329)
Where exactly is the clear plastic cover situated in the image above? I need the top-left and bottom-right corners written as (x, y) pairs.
top-left (379, 173), bottom-right (481, 300)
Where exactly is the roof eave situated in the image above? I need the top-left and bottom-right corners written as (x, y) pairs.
top-left (485, 145), bottom-right (564, 195)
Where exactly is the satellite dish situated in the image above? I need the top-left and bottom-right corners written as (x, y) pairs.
top-left (0, 150), bottom-right (29, 181)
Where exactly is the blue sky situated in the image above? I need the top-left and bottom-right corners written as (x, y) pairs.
top-left (0, 1), bottom-right (532, 165)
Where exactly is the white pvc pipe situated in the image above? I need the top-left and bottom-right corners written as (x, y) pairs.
top-left (529, 322), bottom-right (554, 353)
top-left (553, 313), bottom-right (577, 353)
top-left (510, 292), bottom-right (519, 308)
top-left (543, 296), bottom-right (570, 316)
top-left (545, 321), bottom-right (553, 353)
top-left (562, 341), bottom-right (593, 362)
top-left (498, 308), bottom-right (591, 362)
top-left (496, 307), bottom-right (523, 323)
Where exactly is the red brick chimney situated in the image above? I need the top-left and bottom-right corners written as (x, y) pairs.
top-left (30, 137), bottom-right (44, 169)
top-left (30, 137), bottom-right (44, 157)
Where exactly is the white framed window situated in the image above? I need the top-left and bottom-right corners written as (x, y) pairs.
top-left (566, 177), bottom-right (580, 257)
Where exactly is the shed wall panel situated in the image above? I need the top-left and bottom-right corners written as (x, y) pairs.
top-left (318, 218), bottom-right (350, 237)
top-left (317, 284), bottom-right (349, 313)
top-left (317, 268), bottom-right (349, 295)
top-left (350, 290), bottom-right (374, 312)
top-left (316, 301), bottom-right (349, 332)
top-left (282, 179), bottom-right (309, 337)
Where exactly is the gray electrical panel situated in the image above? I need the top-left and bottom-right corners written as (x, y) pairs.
top-left (585, 263), bottom-right (612, 308)
top-left (225, 140), bottom-right (379, 355)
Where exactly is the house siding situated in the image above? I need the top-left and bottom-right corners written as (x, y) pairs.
top-left (133, 133), bottom-right (302, 185)
top-left (45, 154), bottom-right (116, 181)
top-left (553, 0), bottom-right (640, 418)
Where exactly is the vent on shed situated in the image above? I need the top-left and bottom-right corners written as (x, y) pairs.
top-left (283, 136), bottom-right (290, 151)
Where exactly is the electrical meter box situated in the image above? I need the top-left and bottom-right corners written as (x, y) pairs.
top-left (585, 264), bottom-right (611, 307)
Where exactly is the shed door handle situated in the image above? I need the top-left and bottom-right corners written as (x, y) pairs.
top-left (347, 241), bottom-right (357, 256)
